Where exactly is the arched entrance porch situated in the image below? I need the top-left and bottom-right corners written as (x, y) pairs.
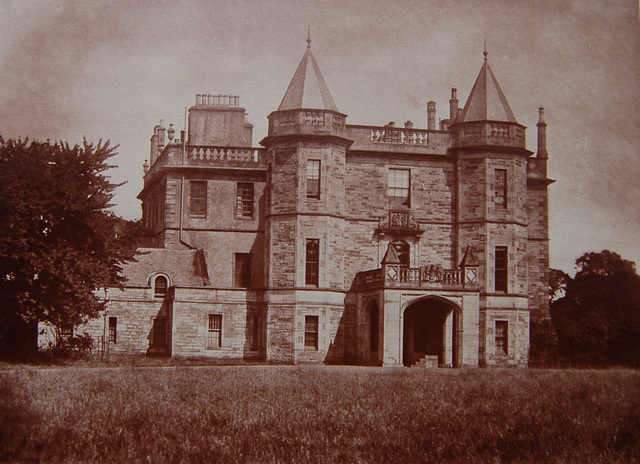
top-left (403, 297), bottom-right (459, 367)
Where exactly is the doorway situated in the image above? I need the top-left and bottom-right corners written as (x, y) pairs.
top-left (403, 297), bottom-right (458, 367)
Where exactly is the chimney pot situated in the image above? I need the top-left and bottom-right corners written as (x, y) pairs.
top-left (537, 107), bottom-right (548, 159)
top-left (427, 101), bottom-right (436, 130)
top-left (449, 88), bottom-right (459, 120)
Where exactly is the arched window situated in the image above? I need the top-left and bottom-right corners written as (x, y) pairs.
top-left (391, 240), bottom-right (410, 266)
top-left (154, 275), bottom-right (168, 299)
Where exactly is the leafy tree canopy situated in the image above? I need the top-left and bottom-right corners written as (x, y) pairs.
top-left (551, 251), bottom-right (640, 366)
top-left (549, 268), bottom-right (570, 301)
top-left (0, 137), bottom-right (139, 356)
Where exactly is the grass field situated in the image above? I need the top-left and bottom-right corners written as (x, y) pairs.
top-left (1, 365), bottom-right (638, 463)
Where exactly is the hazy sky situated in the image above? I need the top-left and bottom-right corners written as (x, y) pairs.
top-left (1, 0), bottom-right (638, 273)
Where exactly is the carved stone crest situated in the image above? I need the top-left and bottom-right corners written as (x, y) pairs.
top-left (377, 210), bottom-right (423, 235)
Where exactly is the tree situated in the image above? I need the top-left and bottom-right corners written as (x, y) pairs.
top-left (549, 268), bottom-right (570, 301)
top-left (0, 137), bottom-right (139, 359)
top-left (551, 251), bottom-right (640, 366)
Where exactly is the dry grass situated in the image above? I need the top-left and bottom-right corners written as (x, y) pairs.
top-left (1, 365), bottom-right (638, 463)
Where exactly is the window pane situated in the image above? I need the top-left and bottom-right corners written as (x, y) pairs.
top-left (494, 169), bottom-right (507, 207)
top-left (388, 168), bottom-right (410, 207)
top-left (305, 239), bottom-right (319, 286)
top-left (108, 317), bottom-right (117, 343)
top-left (207, 314), bottom-right (222, 349)
top-left (236, 183), bottom-right (254, 218)
top-left (190, 181), bottom-right (207, 217)
top-left (307, 160), bottom-right (320, 198)
top-left (495, 247), bottom-right (508, 292)
top-left (154, 275), bottom-right (168, 298)
top-left (392, 241), bottom-right (410, 266)
top-left (305, 315), bottom-right (319, 349)
top-left (495, 320), bottom-right (508, 355)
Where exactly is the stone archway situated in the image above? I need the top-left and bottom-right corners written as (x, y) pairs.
top-left (403, 297), bottom-right (459, 367)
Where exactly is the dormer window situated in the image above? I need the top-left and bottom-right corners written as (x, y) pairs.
top-left (154, 275), bottom-right (168, 299)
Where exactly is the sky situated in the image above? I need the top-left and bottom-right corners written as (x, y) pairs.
top-left (0, 0), bottom-right (638, 274)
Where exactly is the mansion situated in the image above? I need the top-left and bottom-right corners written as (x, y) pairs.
top-left (84, 39), bottom-right (553, 367)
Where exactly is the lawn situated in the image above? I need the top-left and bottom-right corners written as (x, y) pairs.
top-left (1, 365), bottom-right (638, 463)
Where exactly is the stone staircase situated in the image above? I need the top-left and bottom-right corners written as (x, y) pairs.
top-left (412, 354), bottom-right (439, 368)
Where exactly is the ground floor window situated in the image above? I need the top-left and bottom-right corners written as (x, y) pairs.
top-left (152, 318), bottom-right (166, 347)
top-left (495, 320), bottom-right (508, 355)
top-left (207, 314), bottom-right (222, 349)
top-left (304, 315), bottom-right (319, 350)
top-left (108, 317), bottom-right (117, 343)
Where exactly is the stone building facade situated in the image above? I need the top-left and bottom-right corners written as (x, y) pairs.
top-left (85, 40), bottom-right (553, 367)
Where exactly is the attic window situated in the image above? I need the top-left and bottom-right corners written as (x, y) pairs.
top-left (154, 275), bottom-right (168, 298)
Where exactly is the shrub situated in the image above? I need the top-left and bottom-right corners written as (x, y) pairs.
top-left (530, 318), bottom-right (558, 367)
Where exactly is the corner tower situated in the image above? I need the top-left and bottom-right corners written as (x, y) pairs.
top-left (449, 49), bottom-right (535, 366)
top-left (261, 34), bottom-right (353, 363)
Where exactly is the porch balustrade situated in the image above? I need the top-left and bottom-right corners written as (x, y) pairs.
top-left (354, 264), bottom-right (478, 291)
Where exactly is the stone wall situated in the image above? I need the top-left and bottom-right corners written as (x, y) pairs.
top-left (526, 182), bottom-right (551, 319)
top-left (171, 288), bottom-right (263, 358)
top-left (82, 287), bottom-right (173, 356)
top-left (480, 307), bottom-right (529, 367)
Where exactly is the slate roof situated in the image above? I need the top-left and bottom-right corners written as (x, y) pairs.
top-left (122, 248), bottom-right (210, 287)
top-left (277, 46), bottom-right (338, 112)
top-left (459, 60), bottom-right (517, 123)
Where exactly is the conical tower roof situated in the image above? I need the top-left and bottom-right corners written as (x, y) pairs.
top-left (459, 54), bottom-right (517, 123)
top-left (277, 37), bottom-right (338, 112)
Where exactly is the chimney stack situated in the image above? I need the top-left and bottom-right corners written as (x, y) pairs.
top-left (449, 88), bottom-right (459, 121)
top-left (427, 101), bottom-right (436, 130)
top-left (537, 107), bottom-right (548, 159)
top-left (156, 119), bottom-right (166, 154)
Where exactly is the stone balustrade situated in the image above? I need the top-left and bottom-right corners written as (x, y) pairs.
top-left (452, 121), bottom-right (526, 149)
top-left (354, 264), bottom-right (477, 291)
top-left (370, 128), bottom-right (431, 145)
top-left (188, 146), bottom-right (264, 163)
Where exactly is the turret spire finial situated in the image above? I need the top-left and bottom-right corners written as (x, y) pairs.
top-left (483, 39), bottom-right (488, 61)
top-left (307, 25), bottom-right (311, 48)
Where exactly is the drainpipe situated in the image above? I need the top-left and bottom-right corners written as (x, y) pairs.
top-left (179, 106), bottom-right (193, 250)
top-left (179, 177), bottom-right (194, 250)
